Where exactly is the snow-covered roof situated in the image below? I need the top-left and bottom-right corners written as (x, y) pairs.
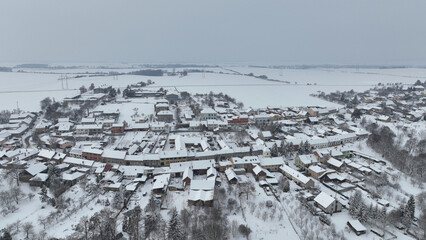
top-left (190, 179), bottom-right (215, 191)
top-left (314, 192), bottom-right (335, 209)
top-left (201, 108), bottom-right (217, 114)
top-left (63, 157), bottom-right (97, 168)
top-left (192, 159), bottom-right (215, 170)
top-left (82, 148), bottom-right (103, 155)
top-left (102, 149), bottom-right (127, 160)
top-left (152, 174), bottom-right (170, 190)
top-left (62, 172), bottom-right (85, 181)
top-left (347, 220), bottom-right (367, 232)
top-left (327, 158), bottom-right (343, 168)
top-left (252, 164), bottom-right (265, 175)
top-left (260, 156), bottom-right (284, 167)
top-left (183, 167), bottom-right (193, 180)
top-left (279, 165), bottom-right (312, 185)
top-left (298, 154), bottom-right (318, 165)
top-left (26, 163), bottom-right (47, 176)
top-left (30, 173), bottom-right (49, 182)
top-left (308, 165), bottom-right (325, 174)
top-left (188, 190), bottom-right (214, 202)
top-left (225, 168), bottom-right (237, 181)
top-left (38, 149), bottom-right (56, 159)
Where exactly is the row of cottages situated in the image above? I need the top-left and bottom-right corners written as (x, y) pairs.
top-left (313, 191), bottom-right (342, 214)
top-left (6, 149), bottom-right (39, 162)
top-left (279, 165), bottom-right (314, 188)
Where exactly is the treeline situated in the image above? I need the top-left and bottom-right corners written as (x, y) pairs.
top-left (348, 191), bottom-right (423, 235)
top-left (0, 67), bottom-right (12, 72)
top-left (137, 64), bottom-right (218, 68)
top-left (130, 69), bottom-right (164, 76)
top-left (366, 123), bottom-right (426, 180)
top-left (14, 64), bottom-right (49, 68)
top-left (69, 198), bottom-right (230, 240)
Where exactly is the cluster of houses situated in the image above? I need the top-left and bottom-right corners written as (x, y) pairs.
top-left (0, 112), bottom-right (37, 148)
top-left (2, 83), bottom-right (413, 237)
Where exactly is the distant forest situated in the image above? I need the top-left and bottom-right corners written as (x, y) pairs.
top-left (130, 69), bottom-right (164, 76)
top-left (0, 67), bottom-right (12, 72)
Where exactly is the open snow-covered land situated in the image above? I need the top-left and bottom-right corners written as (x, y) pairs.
top-left (1, 66), bottom-right (426, 110)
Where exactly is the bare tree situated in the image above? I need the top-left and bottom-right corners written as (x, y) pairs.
top-left (3, 165), bottom-right (22, 186)
top-left (10, 186), bottom-right (24, 204)
top-left (22, 222), bottom-right (34, 239)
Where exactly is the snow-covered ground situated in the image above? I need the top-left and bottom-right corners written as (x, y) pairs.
top-left (1, 66), bottom-right (425, 110)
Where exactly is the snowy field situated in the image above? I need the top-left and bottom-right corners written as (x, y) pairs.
top-left (1, 66), bottom-right (425, 110)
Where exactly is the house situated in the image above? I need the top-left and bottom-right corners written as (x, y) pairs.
top-left (254, 114), bottom-right (271, 125)
top-left (111, 123), bottom-right (125, 133)
top-left (218, 160), bottom-right (232, 172)
top-left (200, 108), bottom-right (217, 121)
top-left (155, 103), bottom-right (169, 112)
top-left (19, 163), bottom-right (48, 182)
top-left (192, 159), bottom-right (215, 175)
top-left (157, 110), bottom-right (174, 122)
top-left (314, 192), bottom-right (342, 214)
top-left (58, 139), bottom-right (73, 149)
top-left (252, 164), bottom-right (267, 180)
top-left (188, 189), bottom-right (214, 206)
top-left (62, 172), bottom-right (85, 185)
top-left (150, 122), bottom-right (166, 132)
top-left (81, 117), bottom-right (96, 125)
top-left (82, 148), bottom-right (103, 161)
top-left (29, 173), bottom-right (49, 187)
top-left (38, 149), bottom-right (56, 161)
top-left (260, 131), bottom-right (272, 140)
top-left (57, 122), bottom-right (73, 133)
top-left (131, 123), bottom-right (150, 131)
top-left (231, 156), bottom-right (260, 172)
top-left (326, 158), bottom-right (344, 171)
top-left (279, 165), bottom-right (314, 188)
top-left (152, 174), bottom-right (170, 193)
top-left (182, 167), bottom-right (193, 184)
top-left (207, 167), bottom-right (217, 179)
top-left (305, 117), bottom-right (319, 125)
top-left (102, 149), bottom-right (127, 164)
top-left (190, 179), bottom-right (215, 191)
top-left (260, 156), bottom-right (284, 172)
top-left (75, 124), bottom-right (103, 135)
top-left (295, 154), bottom-right (318, 169)
top-left (347, 220), bottom-right (367, 236)
top-left (69, 148), bottom-right (83, 158)
top-left (307, 165), bottom-right (326, 180)
top-left (225, 168), bottom-right (238, 184)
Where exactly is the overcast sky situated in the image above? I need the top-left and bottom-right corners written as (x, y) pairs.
top-left (1, 0), bottom-right (425, 65)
